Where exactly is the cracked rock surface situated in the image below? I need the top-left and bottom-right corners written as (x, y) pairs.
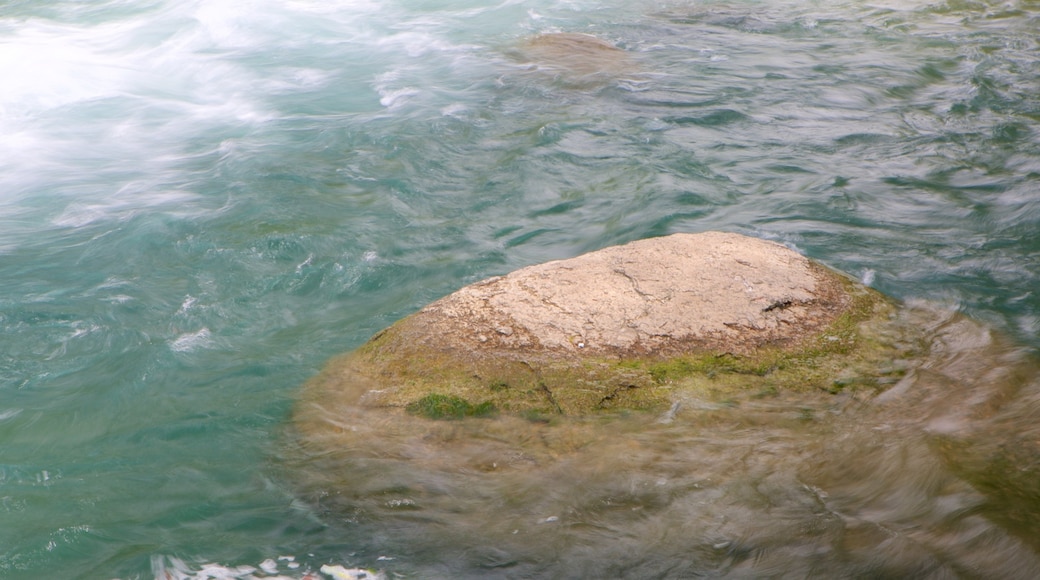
top-left (415, 231), bottom-right (849, 357)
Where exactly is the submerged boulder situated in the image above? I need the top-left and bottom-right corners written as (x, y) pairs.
top-left (509, 32), bottom-right (638, 87)
top-left (301, 232), bottom-right (908, 418)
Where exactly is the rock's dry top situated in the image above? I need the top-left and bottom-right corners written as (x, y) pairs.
top-left (415, 231), bottom-right (849, 358)
top-left (303, 232), bottom-right (899, 416)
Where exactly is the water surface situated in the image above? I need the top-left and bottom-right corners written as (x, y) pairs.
top-left (1, 0), bottom-right (1038, 577)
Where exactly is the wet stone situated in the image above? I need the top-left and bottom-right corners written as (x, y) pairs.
top-left (288, 232), bottom-right (1040, 578)
top-left (507, 32), bottom-right (639, 87)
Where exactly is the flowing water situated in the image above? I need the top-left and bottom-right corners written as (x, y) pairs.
top-left (1, 0), bottom-right (1039, 578)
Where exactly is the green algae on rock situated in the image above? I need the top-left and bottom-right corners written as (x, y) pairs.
top-left (300, 232), bottom-right (914, 419)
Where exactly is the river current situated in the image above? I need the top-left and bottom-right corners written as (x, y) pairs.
top-left (1, 0), bottom-right (1038, 578)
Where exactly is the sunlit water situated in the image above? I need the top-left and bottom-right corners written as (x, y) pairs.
top-left (1, 0), bottom-right (1038, 578)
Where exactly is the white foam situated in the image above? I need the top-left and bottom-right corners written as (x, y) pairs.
top-left (266, 68), bottom-right (333, 95)
top-left (169, 328), bottom-right (212, 353)
top-left (192, 0), bottom-right (264, 49)
top-left (441, 102), bottom-right (469, 117)
top-left (0, 4), bottom-right (277, 233)
top-left (286, 0), bottom-right (381, 15)
top-left (50, 189), bottom-right (202, 228)
top-left (145, 554), bottom-right (385, 580)
top-left (0, 22), bottom-right (128, 116)
top-left (378, 87), bottom-right (421, 109)
top-left (378, 30), bottom-right (459, 59)
top-left (177, 295), bottom-right (198, 315)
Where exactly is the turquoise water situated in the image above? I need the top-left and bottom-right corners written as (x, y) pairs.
top-left (1, 0), bottom-right (1038, 577)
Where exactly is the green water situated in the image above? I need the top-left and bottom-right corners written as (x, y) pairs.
top-left (1, 0), bottom-right (1038, 577)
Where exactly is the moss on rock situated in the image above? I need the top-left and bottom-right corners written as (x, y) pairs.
top-left (406, 394), bottom-right (497, 420)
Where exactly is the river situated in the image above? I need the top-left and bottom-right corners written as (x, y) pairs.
top-left (1, 0), bottom-right (1038, 578)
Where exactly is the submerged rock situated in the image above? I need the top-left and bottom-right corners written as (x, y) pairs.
top-left (508, 32), bottom-right (638, 87)
top-left (301, 232), bottom-right (906, 418)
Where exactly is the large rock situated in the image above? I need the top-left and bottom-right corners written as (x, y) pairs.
top-left (302, 232), bottom-right (904, 417)
top-left (289, 233), bottom-right (1040, 577)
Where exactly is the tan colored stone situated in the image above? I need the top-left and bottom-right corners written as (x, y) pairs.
top-left (413, 231), bottom-right (847, 357)
top-left (512, 32), bottom-right (637, 85)
top-left (301, 232), bottom-right (896, 417)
